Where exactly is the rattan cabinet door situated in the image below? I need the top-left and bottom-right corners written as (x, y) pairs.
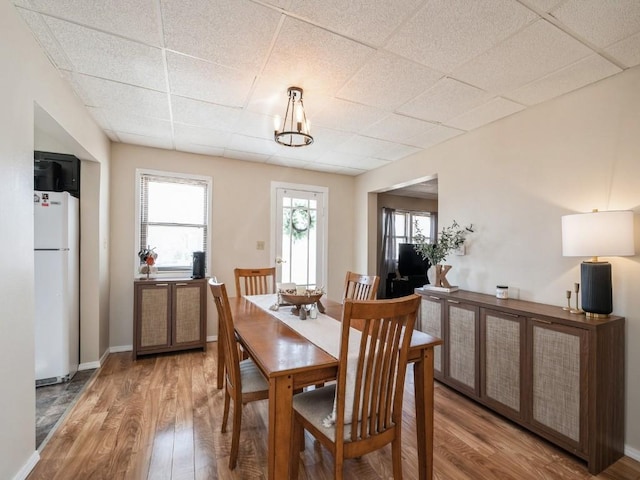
top-left (419, 295), bottom-right (444, 378)
top-left (528, 319), bottom-right (587, 454)
top-left (480, 309), bottom-right (525, 419)
top-left (173, 282), bottom-right (205, 346)
top-left (445, 300), bottom-right (479, 397)
top-left (135, 282), bottom-right (171, 355)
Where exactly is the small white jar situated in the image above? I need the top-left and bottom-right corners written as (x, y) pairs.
top-left (496, 285), bottom-right (509, 299)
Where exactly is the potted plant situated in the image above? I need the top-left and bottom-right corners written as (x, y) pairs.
top-left (413, 220), bottom-right (474, 289)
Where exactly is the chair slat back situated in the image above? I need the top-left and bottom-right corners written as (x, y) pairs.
top-left (209, 280), bottom-right (241, 391)
top-left (336, 294), bottom-right (420, 443)
top-left (234, 267), bottom-right (276, 297)
top-left (343, 271), bottom-right (380, 301)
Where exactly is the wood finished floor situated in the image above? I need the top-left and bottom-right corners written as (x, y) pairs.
top-left (28, 344), bottom-right (640, 480)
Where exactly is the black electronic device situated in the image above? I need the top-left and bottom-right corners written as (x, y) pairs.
top-left (34, 151), bottom-right (80, 198)
top-left (192, 251), bottom-right (206, 279)
top-left (397, 243), bottom-right (430, 277)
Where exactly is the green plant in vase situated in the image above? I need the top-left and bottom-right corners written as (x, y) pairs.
top-left (413, 220), bottom-right (474, 289)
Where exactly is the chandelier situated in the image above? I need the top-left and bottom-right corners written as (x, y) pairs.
top-left (274, 86), bottom-right (313, 147)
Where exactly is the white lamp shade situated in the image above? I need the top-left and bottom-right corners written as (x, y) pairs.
top-left (562, 210), bottom-right (635, 257)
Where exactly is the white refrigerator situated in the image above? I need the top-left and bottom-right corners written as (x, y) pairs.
top-left (34, 191), bottom-right (80, 386)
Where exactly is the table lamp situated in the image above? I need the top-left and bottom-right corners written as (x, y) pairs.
top-left (561, 210), bottom-right (635, 318)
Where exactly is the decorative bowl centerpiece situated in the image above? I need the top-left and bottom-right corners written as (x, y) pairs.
top-left (278, 287), bottom-right (326, 318)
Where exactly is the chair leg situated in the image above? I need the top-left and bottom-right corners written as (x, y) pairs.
top-left (221, 388), bottom-right (230, 433)
top-left (334, 457), bottom-right (344, 480)
top-left (229, 400), bottom-right (242, 470)
top-left (391, 436), bottom-right (403, 480)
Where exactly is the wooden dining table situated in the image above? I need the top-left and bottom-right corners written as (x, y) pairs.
top-left (226, 295), bottom-right (442, 480)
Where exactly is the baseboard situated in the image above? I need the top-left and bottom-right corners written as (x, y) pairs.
top-left (626, 444), bottom-right (640, 462)
top-left (109, 345), bottom-right (132, 353)
top-left (206, 335), bottom-right (218, 343)
top-left (13, 451), bottom-right (39, 480)
top-left (79, 347), bottom-right (110, 370)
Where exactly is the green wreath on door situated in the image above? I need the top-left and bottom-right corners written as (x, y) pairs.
top-left (284, 206), bottom-right (315, 241)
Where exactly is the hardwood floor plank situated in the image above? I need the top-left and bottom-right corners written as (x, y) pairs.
top-left (192, 351), bottom-right (218, 480)
top-left (27, 344), bottom-right (640, 480)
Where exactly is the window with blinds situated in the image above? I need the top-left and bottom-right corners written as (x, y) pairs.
top-left (137, 170), bottom-right (211, 274)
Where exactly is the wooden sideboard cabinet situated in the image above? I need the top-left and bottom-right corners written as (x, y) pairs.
top-left (417, 288), bottom-right (625, 475)
top-left (133, 278), bottom-right (207, 359)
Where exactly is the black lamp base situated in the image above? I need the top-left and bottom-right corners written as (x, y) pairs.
top-left (581, 262), bottom-right (612, 317)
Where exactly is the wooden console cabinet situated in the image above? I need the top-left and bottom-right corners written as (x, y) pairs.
top-left (133, 278), bottom-right (207, 359)
top-left (417, 288), bottom-right (625, 474)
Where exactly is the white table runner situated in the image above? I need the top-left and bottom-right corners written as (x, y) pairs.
top-left (245, 294), bottom-right (362, 425)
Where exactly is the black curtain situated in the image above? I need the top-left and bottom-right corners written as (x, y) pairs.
top-left (377, 207), bottom-right (396, 298)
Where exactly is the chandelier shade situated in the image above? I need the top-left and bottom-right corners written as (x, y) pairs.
top-left (274, 86), bottom-right (313, 147)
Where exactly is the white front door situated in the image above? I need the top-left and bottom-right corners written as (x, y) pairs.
top-left (273, 184), bottom-right (327, 290)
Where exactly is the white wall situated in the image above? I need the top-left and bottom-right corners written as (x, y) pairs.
top-left (355, 66), bottom-right (640, 455)
top-left (109, 143), bottom-right (355, 347)
top-left (0, 4), bottom-right (110, 479)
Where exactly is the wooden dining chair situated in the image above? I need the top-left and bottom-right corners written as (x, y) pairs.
top-left (208, 279), bottom-right (269, 470)
top-left (342, 271), bottom-right (380, 301)
top-left (234, 267), bottom-right (276, 296)
top-left (289, 294), bottom-right (421, 480)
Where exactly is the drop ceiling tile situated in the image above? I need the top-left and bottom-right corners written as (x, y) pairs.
top-left (305, 162), bottom-right (344, 174)
top-left (161, 0), bottom-right (281, 71)
top-left (27, 0), bottom-right (162, 46)
top-left (116, 132), bottom-right (174, 150)
top-left (85, 107), bottom-right (113, 131)
top-left (99, 110), bottom-right (173, 138)
top-left (364, 114), bottom-right (438, 144)
top-left (16, 8), bottom-right (73, 70)
top-left (525, 0), bottom-right (565, 12)
top-left (397, 77), bottom-right (493, 123)
top-left (228, 133), bottom-right (280, 156)
top-left (315, 150), bottom-right (375, 169)
top-left (506, 54), bottom-right (621, 105)
top-left (166, 52), bottom-right (254, 107)
top-left (44, 17), bottom-right (165, 91)
top-left (12, 0), bottom-right (33, 7)
top-left (405, 124), bottom-right (465, 148)
top-left (267, 156), bottom-right (312, 169)
top-left (174, 124), bottom-right (231, 149)
top-left (224, 150), bottom-right (270, 163)
top-left (313, 98), bottom-right (387, 133)
top-left (346, 155), bottom-right (391, 170)
top-left (337, 51), bottom-right (443, 110)
top-left (374, 142), bottom-right (422, 162)
top-left (174, 142), bottom-right (225, 158)
top-left (288, 0), bottom-right (422, 46)
top-left (171, 96), bottom-right (242, 132)
top-left (245, 78), bottom-right (296, 116)
top-left (385, 0), bottom-right (537, 73)
top-left (453, 20), bottom-right (593, 94)
top-left (306, 126), bottom-right (352, 151)
top-left (71, 74), bottom-right (170, 119)
top-left (446, 97), bottom-right (525, 131)
top-left (262, 16), bottom-right (374, 93)
top-left (103, 130), bottom-right (120, 142)
top-left (272, 142), bottom-right (324, 161)
top-left (238, 111), bottom-right (278, 140)
top-left (335, 135), bottom-right (396, 157)
top-left (606, 32), bottom-right (640, 68)
top-left (551, 0), bottom-right (640, 48)
top-left (334, 166), bottom-right (367, 176)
